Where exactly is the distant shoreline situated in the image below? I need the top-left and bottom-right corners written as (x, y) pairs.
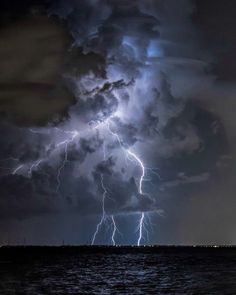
top-left (1, 245), bottom-right (236, 248)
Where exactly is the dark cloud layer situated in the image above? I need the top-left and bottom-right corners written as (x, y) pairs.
top-left (0, 13), bottom-right (75, 126)
top-left (194, 0), bottom-right (236, 82)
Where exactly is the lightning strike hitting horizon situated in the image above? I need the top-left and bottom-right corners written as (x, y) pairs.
top-left (111, 215), bottom-right (117, 246)
top-left (127, 150), bottom-right (146, 246)
top-left (91, 118), bottom-right (126, 245)
top-left (105, 118), bottom-right (149, 246)
top-left (91, 174), bottom-right (107, 245)
top-left (138, 212), bottom-right (145, 246)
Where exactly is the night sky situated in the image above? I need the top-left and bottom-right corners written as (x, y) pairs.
top-left (0, 0), bottom-right (235, 245)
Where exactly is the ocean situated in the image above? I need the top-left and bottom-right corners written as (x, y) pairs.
top-left (0, 246), bottom-right (235, 294)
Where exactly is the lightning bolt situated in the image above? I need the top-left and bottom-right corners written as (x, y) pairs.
top-left (7, 128), bottom-right (79, 187)
top-left (91, 174), bottom-right (107, 245)
top-left (127, 149), bottom-right (146, 246)
top-left (12, 165), bottom-right (24, 175)
top-left (104, 118), bottom-right (149, 246)
top-left (91, 120), bottom-right (124, 245)
top-left (137, 212), bottom-right (145, 246)
top-left (127, 150), bottom-right (145, 194)
top-left (106, 120), bottom-right (123, 148)
top-left (29, 128), bottom-right (80, 190)
top-left (111, 215), bottom-right (117, 246)
top-left (28, 159), bottom-right (43, 177)
top-left (55, 130), bottom-right (79, 192)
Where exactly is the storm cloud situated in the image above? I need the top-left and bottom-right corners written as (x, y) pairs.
top-left (0, 0), bottom-right (235, 245)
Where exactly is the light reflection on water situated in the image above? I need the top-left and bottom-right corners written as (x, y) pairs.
top-left (0, 248), bottom-right (236, 294)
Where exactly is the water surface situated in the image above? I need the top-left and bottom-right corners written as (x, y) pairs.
top-left (0, 246), bottom-right (235, 294)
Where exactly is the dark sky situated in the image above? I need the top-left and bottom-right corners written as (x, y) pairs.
top-left (0, 0), bottom-right (235, 246)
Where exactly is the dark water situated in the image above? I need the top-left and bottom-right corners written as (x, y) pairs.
top-left (0, 246), bottom-right (236, 294)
